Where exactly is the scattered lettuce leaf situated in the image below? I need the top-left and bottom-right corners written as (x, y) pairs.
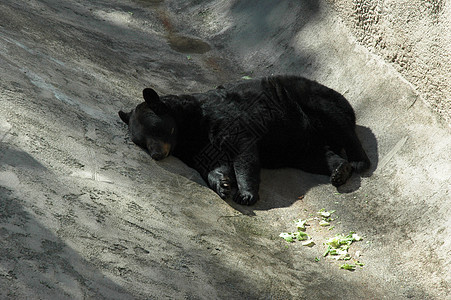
top-left (318, 209), bottom-right (336, 218)
top-left (318, 208), bottom-right (330, 218)
top-left (324, 232), bottom-right (363, 261)
top-left (294, 219), bottom-right (308, 231)
top-left (279, 232), bottom-right (295, 243)
top-left (281, 211), bottom-right (365, 271)
top-left (323, 245), bottom-right (332, 257)
top-left (295, 231), bottom-right (309, 241)
top-left (302, 240), bottom-right (315, 247)
top-left (340, 264), bottom-right (356, 270)
top-left (319, 220), bottom-right (330, 227)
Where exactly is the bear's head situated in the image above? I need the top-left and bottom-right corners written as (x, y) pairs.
top-left (119, 88), bottom-right (177, 160)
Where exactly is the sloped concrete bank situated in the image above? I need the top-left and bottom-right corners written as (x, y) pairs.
top-left (1, 0), bottom-right (449, 299)
top-left (328, 0), bottom-right (450, 124)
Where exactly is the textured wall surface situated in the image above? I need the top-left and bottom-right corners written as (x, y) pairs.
top-left (327, 0), bottom-right (450, 124)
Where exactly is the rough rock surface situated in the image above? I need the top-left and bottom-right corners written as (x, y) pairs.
top-left (1, 0), bottom-right (449, 299)
top-left (327, 0), bottom-right (450, 124)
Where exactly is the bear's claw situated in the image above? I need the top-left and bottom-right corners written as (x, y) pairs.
top-left (233, 191), bottom-right (259, 206)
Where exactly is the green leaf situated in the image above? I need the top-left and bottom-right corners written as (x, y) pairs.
top-left (302, 240), bottom-right (315, 247)
top-left (294, 219), bottom-right (308, 231)
top-left (319, 220), bottom-right (330, 227)
top-left (318, 209), bottom-right (335, 218)
top-left (340, 264), bottom-right (356, 270)
top-left (323, 245), bottom-right (332, 257)
top-left (279, 232), bottom-right (295, 243)
top-left (295, 231), bottom-right (309, 241)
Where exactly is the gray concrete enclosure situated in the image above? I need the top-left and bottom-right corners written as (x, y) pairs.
top-left (1, 0), bottom-right (449, 299)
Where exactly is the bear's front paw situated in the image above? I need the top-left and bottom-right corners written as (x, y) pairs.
top-left (330, 162), bottom-right (353, 187)
top-left (217, 178), bottom-right (234, 199)
top-left (233, 191), bottom-right (259, 205)
top-left (208, 168), bottom-right (236, 199)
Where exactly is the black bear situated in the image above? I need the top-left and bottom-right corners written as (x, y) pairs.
top-left (118, 75), bottom-right (370, 205)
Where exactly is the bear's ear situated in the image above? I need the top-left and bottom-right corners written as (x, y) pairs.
top-left (143, 88), bottom-right (169, 116)
top-left (118, 110), bottom-right (131, 124)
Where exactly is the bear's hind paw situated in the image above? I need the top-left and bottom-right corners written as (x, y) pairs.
top-left (330, 162), bottom-right (353, 187)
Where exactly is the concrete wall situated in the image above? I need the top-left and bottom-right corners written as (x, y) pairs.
top-left (327, 0), bottom-right (450, 124)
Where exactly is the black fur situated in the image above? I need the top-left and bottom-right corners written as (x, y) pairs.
top-left (119, 75), bottom-right (370, 205)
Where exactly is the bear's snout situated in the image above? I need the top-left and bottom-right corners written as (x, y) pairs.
top-left (150, 152), bottom-right (167, 161)
top-left (146, 140), bottom-right (171, 161)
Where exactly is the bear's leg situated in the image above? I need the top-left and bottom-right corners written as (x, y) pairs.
top-left (324, 147), bottom-right (353, 187)
top-left (207, 165), bottom-right (237, 199)
top-left (232, 147), bottom-right (261, 205)
top-left (343, 130), bottom-right (371, 173)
